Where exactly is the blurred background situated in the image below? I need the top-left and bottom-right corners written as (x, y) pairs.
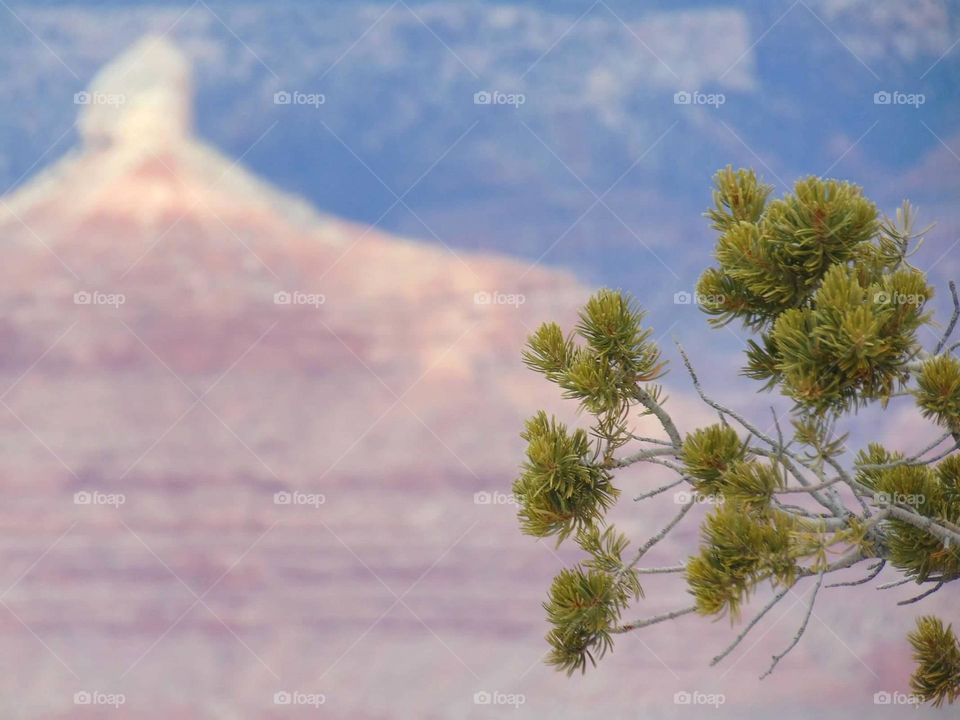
top-left (0, 0), bottom-right (958, 717)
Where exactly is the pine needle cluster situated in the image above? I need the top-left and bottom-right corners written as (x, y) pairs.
top-left (698, 167), bottom-right (933, 413)
top-left (513, 412), bottom-right (618, 541)
top-left (542, 527), bottom-right (642, 674)
top-left (909, 616), bottom-right (960, 706)
top-left (680, 425), bottom-right (782, 509)
top-left (686, 501), bottom-right (799, 619)
top-left (914, 355), bottom-right (960, 431)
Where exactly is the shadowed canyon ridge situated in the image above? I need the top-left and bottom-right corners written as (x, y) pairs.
top-left (0, 36), bottom-right (952, 719)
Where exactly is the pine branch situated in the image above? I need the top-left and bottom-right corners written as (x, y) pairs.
top-left (613, 605), bottom-right (697, 634)
top-left (759, 570), bottom-right (825, 680)
top-left (626, 497), bottom-right (696, 567)
top-left (635, 564), bottom-right (687, 575)
top-left (710, 581), bottom-right (794, 666)
top-left (877, 578), bottom-right (913, 590)
top-left (630, 434), bottom-right (674, 446)
top-left (634, 385), bottom-right (683, 448)
top-left (898, 580), bottom-right (944, 605)
top-left (857, 431), bottom-right (959, 470)
top-left (610, 446), bottom-right (679, 468)
top-left (633, 478), bottom-right (685, 502)
top-left (677, 342), bottom-right (850, 519)
top-left (934, 280), bottom-right (960, 354)
top-left (826, 560), bottom-right (885, 588)
top-left (776, 475), bottom-right (845, 494)
top-left (884, 504), bottom-right (960, 547)
top-left (516, 173), bottom-right (960, 705)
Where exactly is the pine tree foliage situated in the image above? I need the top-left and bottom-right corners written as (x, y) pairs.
top-left (686, 502), bottom-right (798, 619)
top-left (513, 412), bottom-right (618, 541)
top-left (543, 567), bottom-right (624, 674)
top-left (680, 428), bottom-right (782, 509)
top-left (915, 355), bottom-right (960, 431)
top-left (680, 424), bottom-right (746, 488)
top-left (909, 616), bottom-right (960, 706)
top-left (697, 167), bottom-right (933, 413)
top-left (542, 527), bottom-right (643, 673)
top-left (514, 166), bottom-right (960, 704)
top-left (705, 166), bottom-right (772, 232)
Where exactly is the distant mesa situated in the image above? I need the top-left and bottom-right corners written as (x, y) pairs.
top-left (0, 34), bottom-right (587, 482)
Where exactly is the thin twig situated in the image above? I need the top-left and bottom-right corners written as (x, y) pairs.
top-left (771, 407), bottom-right (786, 457)
top-left (614, 605), bottom-right (697, 633)
top-left (676, 343), bottom-right (778, 449)
top-left (610, 446), bottom-right (678, 468)
top-left (826, 560), bottom-right (885, 588)
top-left (645, 458), bottom-right (685, 473)
top-left (898, 580), bottom-right (944, 605)
top-left (820, 453), bottom-right (870, 515)
top-left (877, 578), bottom-right (912, 590)
top-left (789, 514), bottom-right (852, 531)
top-left (635, 564), bottom-right (687, 575)
top-left (792, 511), bottom-right (892, 567)
top-left (776, 476), bottom-right (845, 494)
top-left (676, 343), bottom-right (849, 519)
top-left (772, 500), bottom-right (825, 518)
top-left (630, 434), bottom-right (674, 446)
top-left (634, 386), bottom-right (683, 448)
top-left (759, 570), bottom-right (825, 680)
top-left (935, 280), bottom-right (960, 354)
top-left (627, 498), bottom-right (696, 567)
top-left (711, 582), bottom-right (795, 666)
top-left (857, 432), bottom-right (959, 471)
top-left (634, 478), bottom-right (685, 502)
